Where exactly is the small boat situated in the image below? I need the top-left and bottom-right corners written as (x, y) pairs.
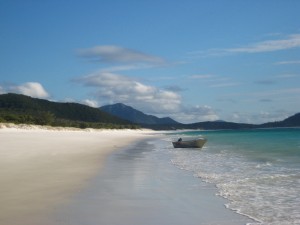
top-left (172, 137), bottom-right (207, 148)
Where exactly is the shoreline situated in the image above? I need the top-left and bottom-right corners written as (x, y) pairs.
top-left (55, 138), bottom-right (254, 225)
top-left (0, 124), bottom-right (255, 225)
top-left (0, 125), bottom-right (155, 225)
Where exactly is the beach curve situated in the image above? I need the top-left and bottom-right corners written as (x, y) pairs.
top-left (0, 124), bottom-right (154, 225)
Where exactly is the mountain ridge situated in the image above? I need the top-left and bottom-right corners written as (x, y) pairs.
top-left (100, 103), bottom-right (179, 125)
top-left (0, 93), bottom-right (137, 129)
top-left (1, 93), bottom-right (299, 130)
top-left (100, 102), bottom-right (300, 130)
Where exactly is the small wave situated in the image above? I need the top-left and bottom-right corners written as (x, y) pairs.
top-left (170, 142), bottom-right (300, 224)
top-left (255, 162), bottom-right (272, 168)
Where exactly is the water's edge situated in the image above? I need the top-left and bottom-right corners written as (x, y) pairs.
top-left (54, 137), bottom-right (254, 225)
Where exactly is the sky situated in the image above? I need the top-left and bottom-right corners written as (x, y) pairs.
top-left (1, 0), bottom-right (300, 124)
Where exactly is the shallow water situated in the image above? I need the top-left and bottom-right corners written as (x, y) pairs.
top-left (55, 139), bottom-right (253, 225)
top-left (170, 128), bottom-right (300, 225)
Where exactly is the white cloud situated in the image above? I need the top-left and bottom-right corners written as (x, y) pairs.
top-left (77, 45), bottom-right (166, 65)
top-left (251, 88), bottom-right (300, 98)
top-left (2, 82), bottom-right (50, 98)
top-left (193, 33), bottom-right (300, 57)
top-left (227, 34), bottom-right (300, 53)
top-left (74, 71), bottom-right (223, 123)
top-left (101, 65), bottom-right (147, 72)
top-left (82, 99), bottom-right (99, 108)
top-left (74, 71), bottom-right (181, 114)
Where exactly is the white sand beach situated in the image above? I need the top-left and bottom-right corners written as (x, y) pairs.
top-left (0, 124), bottom-right (153, 225)
top-left (0, 124), bottom-right (254, 225)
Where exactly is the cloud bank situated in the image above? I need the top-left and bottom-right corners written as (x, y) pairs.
top-left (227, 34), bottom-right (300, 53)
top-left (77, 45), bottom-right (166, 65)
top-left (0, 82), bottom-right (50, 98)
top-left (275, 60), bottom-right (300, 65)
top-left (74, 71), bottom-right (181, 114)
top-left (192, 33), bottom-right (300, 57)
top-left (74, 71), bottom-right (219, 123)
top-left (74, 44), bottom-right (220, 123)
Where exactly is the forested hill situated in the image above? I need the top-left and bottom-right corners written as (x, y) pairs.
top-left (0, 93), bottom-right (137, 129)
top-left (1, 93), bottom-right (299, 130)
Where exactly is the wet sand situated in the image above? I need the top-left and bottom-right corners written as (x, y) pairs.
top-left (55, 139), bottom-right (254, 225)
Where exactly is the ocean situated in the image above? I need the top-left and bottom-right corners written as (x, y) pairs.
top-left (168, 128), bottom-right (300, 225)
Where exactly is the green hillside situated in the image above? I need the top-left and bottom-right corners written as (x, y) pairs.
top-left (0, 93), bottom-right (138, 129)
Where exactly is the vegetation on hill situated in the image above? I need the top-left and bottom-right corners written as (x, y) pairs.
top-left (0, 93), bottom-right (139, 129)
top-left (1, 93), bottom-right (299, 130)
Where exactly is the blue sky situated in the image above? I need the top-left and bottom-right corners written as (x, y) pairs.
top-left (1, 0), bottom-right (300, 124)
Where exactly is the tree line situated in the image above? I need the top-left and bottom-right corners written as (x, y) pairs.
top-left (0, 93), bottom-right (140, 129)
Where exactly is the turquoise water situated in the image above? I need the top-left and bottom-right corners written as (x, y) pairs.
top-left (169, 128), bottom-right (300, 224)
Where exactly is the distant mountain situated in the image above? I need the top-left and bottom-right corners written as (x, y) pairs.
top-left (141, 120), bottom-right (256, 130)
top-left (100, 103), bottom-right (179, 125)
top-left (184, 121), bottom-right (256, 130)
top-left (177, 114), bottom-right (300, 130)
top-left (259, 113), bottom-right (300, 128)
top-left (100, 103), bottom-right (300, 130)
top-left (282, 113), bottom-right (300, 126)
top-left (0, 93), bottom-right (136, 129)
top-left (1, 93), bottom-right (299, 130)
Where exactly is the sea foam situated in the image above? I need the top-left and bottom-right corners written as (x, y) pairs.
top-left (169, 129), bottom-right (300, 224)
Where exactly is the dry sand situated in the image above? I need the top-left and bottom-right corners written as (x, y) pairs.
top-left (0, 124), bottom-right (153, 225)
